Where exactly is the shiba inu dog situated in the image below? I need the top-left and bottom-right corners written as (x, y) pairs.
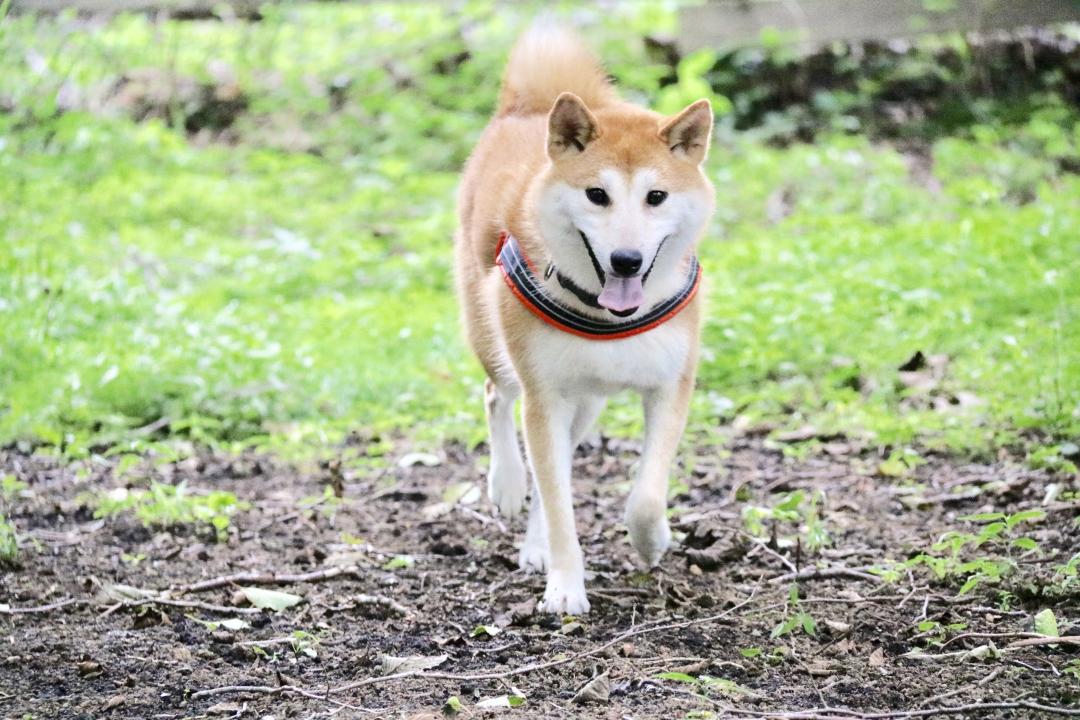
top-left (454, 25), bottom-right (714, 614)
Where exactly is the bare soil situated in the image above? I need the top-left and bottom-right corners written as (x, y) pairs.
top-left (2, 435), bottom-right (1079, 719)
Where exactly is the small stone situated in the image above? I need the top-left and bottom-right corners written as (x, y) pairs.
top-left (78, 660), bottom-right (103, 678)
top-left (572, 672), bottom-right (610, 704)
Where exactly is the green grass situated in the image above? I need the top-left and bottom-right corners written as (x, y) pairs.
top-left (1, 4), bottom-right (1077, 459)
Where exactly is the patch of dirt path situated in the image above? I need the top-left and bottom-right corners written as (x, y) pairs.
top-left (1, 436), bottom-right (1078, 719)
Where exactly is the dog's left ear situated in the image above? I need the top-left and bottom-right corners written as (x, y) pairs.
top-left (659, 99), bottom-right (713, 164)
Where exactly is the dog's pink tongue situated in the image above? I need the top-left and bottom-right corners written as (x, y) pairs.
top-left (597, 276), bottom-right (644, 312)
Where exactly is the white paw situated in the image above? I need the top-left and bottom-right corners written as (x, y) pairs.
top-left (626, 505), bottom-right (671, 568)
top-left (538, 571), bottom-right (590, 615)
top-left (487, 460), bottom-right (527, 519)
top-left (518, 535), bottom-right (548, 572)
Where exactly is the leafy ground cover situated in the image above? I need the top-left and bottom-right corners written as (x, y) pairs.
top-left (1, 3), bottom-right (1077, 461)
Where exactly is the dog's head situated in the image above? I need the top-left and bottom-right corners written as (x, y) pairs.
top-left (535, 93), bottom-right (714, 315)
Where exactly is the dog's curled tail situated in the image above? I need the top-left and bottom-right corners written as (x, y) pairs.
top-left (496, 22), bottom-right (616, 117)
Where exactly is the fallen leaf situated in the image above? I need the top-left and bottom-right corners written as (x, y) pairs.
top-left (476, 694), bottom-right (525, 708)
top-left (397, 452), bottom-right (440, 468)
top-left (1034, 608), bottom-right (1059, 638)
top-left (470, 624), bottom-right (501, 638)
top-left (238, 587), bottom-right (303, 611)
top-left (380, 653), bottom-right (448, 675)
top-left (572, 672), bottom-right (610, 704)
top-left (868, 647), bottom-right (885, 667)
top-left (102, 694), bottom-right (126, 711)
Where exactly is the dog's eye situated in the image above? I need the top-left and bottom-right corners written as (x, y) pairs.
top-left (646, 190), bottom-right (668, 207)
top-left (585, 187), bottom-right (610, 207)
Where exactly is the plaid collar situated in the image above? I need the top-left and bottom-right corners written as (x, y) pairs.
top-left (494, 231), bottom-right (701, 341)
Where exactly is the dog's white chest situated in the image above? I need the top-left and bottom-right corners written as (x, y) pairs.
top-left (523, 321), bottom-right (691, 396)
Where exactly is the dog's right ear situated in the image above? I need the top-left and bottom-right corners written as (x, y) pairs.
top-left (547, 92), bottom-right (599, 159)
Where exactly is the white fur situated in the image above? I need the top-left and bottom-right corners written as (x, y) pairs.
top-left (536, 168), bottom-right (711, 316)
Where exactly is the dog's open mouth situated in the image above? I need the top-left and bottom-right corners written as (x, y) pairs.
top-left (577, 230), bottom-right (643, 316)
top-left (597, 276), bottom-right (643, 315)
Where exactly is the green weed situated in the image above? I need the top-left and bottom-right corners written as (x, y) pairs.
top-left (771, 586), bottom-right (818, 640)
top-left (94, 482), bottom-right (248, 541)
top-left (907, 509), bottom-right (1046, 594)
top-left (0, 514), bottom-right (17, 566)
top-left (743, 489), bottom-right (831, 551)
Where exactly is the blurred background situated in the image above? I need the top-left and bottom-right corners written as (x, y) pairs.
top-left (1, 0), bottom-right (1078, 465)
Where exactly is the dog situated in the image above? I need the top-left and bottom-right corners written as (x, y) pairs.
top-left (454, 24), bottom-right (715, 614)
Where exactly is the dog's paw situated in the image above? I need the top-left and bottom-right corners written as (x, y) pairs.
top-left (487, 461), bottom-right (527, 519)
top-left (518, 535), bottom-right (548, 573)
top-left (538, 572), bottom-right (590, 615)
top-left (626, 506), bottom-right (672, 568)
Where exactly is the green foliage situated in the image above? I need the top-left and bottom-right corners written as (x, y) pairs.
top-left (0, 514), bottom-right (17, 566)
top-left (906, 509), bottom-right (1045, 594)
top-left (1027, 444), bottom-right (1079, 475)
top-left (93, 482), bottom-right (248, 540)
top-left (0, 4), bottom-right (1077, 460)
top-left (914, 619), bottom-right (969, 647)
top-left (654, 672), bottom-right (757, 700)
top-left (771, 585), bottom-right (818, 639)
top-left (743, 489), bottom-right (831, 550)
top-left (1, 474), bottom-right (27, 502)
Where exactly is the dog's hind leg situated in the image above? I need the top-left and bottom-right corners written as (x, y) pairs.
top-left (625, 370), bottom-right (695, 568)
top-left (485, 377), bottom-right (528, 519)
top-left (518, 487), bottom-right (547, 571)
top-left (570, 396), bottom-right (606, 448)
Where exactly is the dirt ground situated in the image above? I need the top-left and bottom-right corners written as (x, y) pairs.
top-left (2, 434), bottom-right (1079, 720)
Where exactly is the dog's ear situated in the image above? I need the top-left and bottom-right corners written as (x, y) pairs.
top-left (547, 92), bottom-right (599, 159)
top-left (659, 99), bottom-right (713, 164)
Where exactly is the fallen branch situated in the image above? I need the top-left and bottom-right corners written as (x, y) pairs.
top-left (0, 598), bottom-right (86, 615)
top-left (1007, 635), bottom-right (1080, 649)
top-left (119, 597), bottom-right (263, 615)
top-left (176, 565), bottom-right (361, 594)
top-left (193, 590), bottom-right (759, 701)
top-left (768, 566), bottom-right (882, 585)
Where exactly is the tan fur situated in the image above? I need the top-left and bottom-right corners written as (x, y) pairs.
top-left (496, 23), bottom-right (616, 117)
top-left (455, 24), bottom-right (714, 614)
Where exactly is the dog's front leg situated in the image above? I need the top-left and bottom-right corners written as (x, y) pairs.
top-left (626, 371), bottom-right (694, 567)
top-left (522, 390), bottom-right (589, 615)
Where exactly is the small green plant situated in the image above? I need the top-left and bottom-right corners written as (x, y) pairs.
top-left (907, 510), bottom-right (1045, 594)
top-left (1027, 444), bottom-right (1079, 475)
top-left (290, 630), bottom-right (319, 658)
top-left (299, 484), bottom-right (346, 519)
top-left (1055, 552), bottom-right (1080, 590)
top-left (382, 554), bottom-right (415, 571)
top-left (94, 482), bottom-right (249, 541)
top-left (743, 489), bottom-right (831, 550)
top-left (0, 514), bottom-right (18, 566)
top-left (771, 585), bottom-right (818, 639)
top-left (1, 474), bottom-right (27, 502)
top-left (913, 619), bottom-right (968, 646)
top-left (878, 448), bottom-right (926, 478)
top-left (654, 671), bottom-right (759, 700)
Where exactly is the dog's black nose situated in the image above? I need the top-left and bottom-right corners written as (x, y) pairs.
top-left (610, 249), bottom-right (643, 277)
